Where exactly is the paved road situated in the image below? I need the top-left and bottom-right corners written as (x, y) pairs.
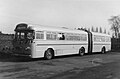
top-left (0, 52), bottom-right (120, 79)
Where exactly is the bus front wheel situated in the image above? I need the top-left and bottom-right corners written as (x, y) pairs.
top-left (79, 47), bottom-right (85, 56)
top-left (44, 49), bottom-right (54, 60)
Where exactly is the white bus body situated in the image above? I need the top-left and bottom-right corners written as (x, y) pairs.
top-left (13, 23), bottom-right (88, 59)
top-left (13, 23), bottom-right (111, 59)
top-left (92, 32), bottom-right (111, 53)
top-left (31, 25), bottom-right (88, 58)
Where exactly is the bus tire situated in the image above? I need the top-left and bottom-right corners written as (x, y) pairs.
top-left (101, 47), bottom-right (106, 54)
top-left (44, 49), bottom-right (54, 60)
top-left (79, 47), bottom-right (85, 56)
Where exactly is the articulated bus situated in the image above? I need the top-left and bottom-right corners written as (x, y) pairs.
top-left (13, 23), bottom-right (111, 59)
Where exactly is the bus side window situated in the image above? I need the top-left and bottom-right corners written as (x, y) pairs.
top-left (62, 34), bottom-right (65, 40)
top-left (58, 33), bottom-right (65, 40)
top-left (36, 31), bottom-right (44, 39)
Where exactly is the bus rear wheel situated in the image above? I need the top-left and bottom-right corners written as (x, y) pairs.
top-left (101, 47), bottom-right (106, 54)
top-left (79, 47), bottom-right (85, 56)
top-left (44, 49), bottom-right (54, 60)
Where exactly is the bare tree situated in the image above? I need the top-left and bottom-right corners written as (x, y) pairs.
top-left (88, 28), bottom-right (90, 32)
top-left (108, 31), bottom-right (110, 35)
top-left (99, 27), bottom-right (102, 33)
top-left (104, 29), bottom-right (106, 34)
top-left (0, 31), bottom-right (2, 34)
top-left (109, 15), bottom-right (120, 38)
top-left (91, 26), bottom-right (94, 32)
top-left (96, 27), bottom-right (98, 32)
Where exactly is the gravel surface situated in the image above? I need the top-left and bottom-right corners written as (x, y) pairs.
top-left (0, 52), bottom-right (120, 79)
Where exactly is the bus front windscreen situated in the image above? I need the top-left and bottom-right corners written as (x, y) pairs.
top-left (15, 31), bottom-right (34, 43)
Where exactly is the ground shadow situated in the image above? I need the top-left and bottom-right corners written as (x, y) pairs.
top-left (0, 53), bottom-right (43, 62)
top-left (0, 52), bottom-right (109, 62)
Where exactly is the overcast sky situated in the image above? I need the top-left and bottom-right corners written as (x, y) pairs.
top-left (0, 0), bottom-right (120, 33)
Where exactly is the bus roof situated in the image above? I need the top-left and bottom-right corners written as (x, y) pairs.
top-left (28, 24), bottom-right (87, 34)
top-left (15, 23), bottom-right (111, 37)
top-left (91, 32), bottom-right (111, 37)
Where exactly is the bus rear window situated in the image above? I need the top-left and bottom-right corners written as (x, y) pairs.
top-left (21, 33), bottom-right (25, 39)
